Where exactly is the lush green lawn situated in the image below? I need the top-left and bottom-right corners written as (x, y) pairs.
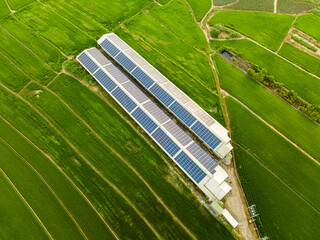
top-left (277, 0), bottom-right (314, 14)
top-left (49, 74), bottom-right (235, 240)
top-left (0, 118), bottom-right (116, 240)
top-left (211, 39), bottom-right (320, 105)
top-left (0, 161), bottom-right (49, 240)
top-left (294, 14), bottom-right (320, 42)
top-left (0, 0), bottom-right (10, 17)
top-left (228, 0), bottom-right (274, 12)
top-left (209, 11), bottom-right (294, 51)
top-left (279, 42), bottom-right (320, 77)
top-left (234, 145), bottom-right (320, 240)
top-left (186, 0), bottom-right (211, 21)
top-left (149, 0), bottom-right (208, 51)
top-left (7, 0), bottom-right (34, 10)
top-left (213, 54), bottom-right (320, 161)
top-left (0, 139), bottom-right (85, 240)
top-left (226, 96), bottom-right (320, 211)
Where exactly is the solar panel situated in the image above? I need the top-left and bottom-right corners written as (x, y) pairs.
top-left (191, 121), bottom-right (221, 150)
top-left (142, 64), bottom-right (168, 85)
top-left (115, 52), bottom-right (136, 72)
top-left (100, 39), bottom-right (120, 57)
top-left (142, 101), bottom-right (170, 124)
top-left (169, 101), bottom-right (196, 127)
top-left (152, 128), bottom-right (180, 157)
top-left (150, 83), bottom-right (175, 107)
top-left (94, 69), bottom-right (117, 92)
top-left (122, 81), bottom-right (149, 104)
top-left (175, 151), bottom-right (207, 183)
top-left (131, 67), bottom-right (155, 89)
top-left (132, 108), bottom-right (158, 134)
top-left (124, 49), bottom-right (148, 66)
top-left (104, 64), bottom-right (130, 84)
top-left (77, 52), bottom-right (99, 74)
top-left (107, 34), bottom-right (130, 51)
top-left (163, 121), bottom-right (192, 146)
top-left (187, 142), bottom-right (217, 174)
top-left (87, 48), bottom-right (111, 66)
top-left (112, 87), bottom-right (137, 113)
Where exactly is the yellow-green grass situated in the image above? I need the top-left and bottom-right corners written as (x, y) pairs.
top-left (279, 42), bottom-right (320, 77)
top-left (186, 0), bottom-right (211, 21)
top-left (0, 162), bottom-right (49, 240)
top-left (157, 0), bottom-right (171, 4)
top-left (149, 0), bottom-right (208, 51)
top-left (234, 145), bottom-right (320, 240)
top-left (0, 0), bottom-right (10, 17)
top-left (226, 96), bottom-right (320, 211)
top-left (14, 2), bottom-right (96, 56)
top-left (0, 118), bottom-right (116, 239)
top-left (7, 0), bottom-right (34, 10)
top-left (0, 139), bottom-right (85, 239)
top-left (49, 74), bottom-right (235, 240)
top-left (0, 53), bottom-right (29, 92)
top-left (294, 14), bottom-right (320, 42)
top-left (209, 11), bottom-right (294, 51)
top-left (277, 0), bottom-right (315, 14)
top-left (0, 16), bottom-right (66, 72)
top-left (0, 27), bottom-right (56, 85)
top-left (0, 85), bottom-right (160, 239)
top-left (211, 39), bottom-right (320, 105)
top-left (228, 0), bottom-right (274, 12)
top-left (213, 54), bottom-right (320, 161)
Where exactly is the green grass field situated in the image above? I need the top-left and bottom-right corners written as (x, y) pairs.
top-left (214, 0), bottom-right (237, 6)
top-left (186, 0), bottom-right (211, 21)
top-left (228, 0), bottom-right (274, 12)
top-left (226, 96), bottom-right (320, 211)
top-left (213, 54), bottom-right (320, 161)
top-left (0, 0), bottom-right (10, 17)
top-left (294, 14), bottom-right (320, 41)
top-left (211, 39), bottom-right (320, 105)
top-left (149, 0), bottom-right (208, 51)
top-left (7, 0), bottom-right (34, 10)
top-left (209, 11), bottom-right (294, 51)
top-left (277, 0), bottom-right (315, 13)
top-left (234, 145), bottom-right (320, 240)
top-left (279, 42), bottom-right (320, 77)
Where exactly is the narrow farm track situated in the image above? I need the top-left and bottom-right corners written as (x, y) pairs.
top-left (0, 82), bottom-right (162, 240)
top-left (4, 0), bottom-right (14, 13)
top-left (0, 168), bottom-right (54, 240)
top-left (0, 136), bottom-right (88, 240)
top-left (277, 15), bottom-right (298, 53)
top-left (0, 114), bottom-right (120, 240)
top-left (233, 142), bottom-right (320, 214)
top-left (44, 85), bottom-right (197, 240)
top-left (274, 0), bottom-right (277, 13)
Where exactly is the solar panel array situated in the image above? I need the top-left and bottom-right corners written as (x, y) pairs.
top-left (98, 35), bottom-right (225, 153)
top-left (77, 48), bottom-right (214, 184)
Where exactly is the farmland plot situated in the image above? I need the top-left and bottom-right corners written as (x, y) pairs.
top-left (228, 0), bottom-right (274, 12)
top-left (7, 0), bottom-right (34, 10)
top-left (294, 14), bottom-right (320, 42)
top-left (0, 0), bottom-right (10, 17)
top-left (214, 0), bottom-right (237, 6)
top-left (186, 0), bottom-right (211, 21)
top-left (277, 0), bottom-right (314, 14)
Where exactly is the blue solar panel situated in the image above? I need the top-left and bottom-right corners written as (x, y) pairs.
top-left (169, 102), bottom-right (196, 127)
top-left (115, 52), bottom-right (136, 72)
top-left (191, 121), bottom-right (221, 150)
top-left (94, 69), bottom-right (117, 92)
top-left (175, 152), bottom-right (207, 183)
top-left (132, 108), bottom-right (158, 134)
top-left (131, 67), bottom-right (154, 89)
top-left (78, 52), bottom-right (99, 74)
top-left (100, 39), bottom-right (120, 57)
top-left (112, 87), bottom-right (137, 113)
top-left (187, 142), bottom-right (217, 174)
top-left (152, 128), bottom-right (180, 157)
top-left (150, 83), bottom-right (175, 107)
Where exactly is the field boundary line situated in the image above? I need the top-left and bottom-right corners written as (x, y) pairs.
top-left (0, 136), bottom-right (89, 240)
top-left (0, 114), bottom-right (120, 240)
top-left (45, 85), bottom-right (197, 240)
top-left (0, 82), bottom-right (162, 240)
top-left (4, 0), bottom-right (14, 13)
top-left (276, 15), bottom-right (298, 53)
top-left (0, 167), bottom-right (54, 240)
top-left (233, 142), bottom-right (320, 214)
top-left (225, 92), bottom-right (319, 165)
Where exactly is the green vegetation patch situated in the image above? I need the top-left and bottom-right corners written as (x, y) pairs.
top-left (279, 42), bottom-right (320, 77)
top-left (186, 0), bottom-right (211, 22)
top-left (149, 0), bottom-right (207, 51)
top-left (228, 0), bottom-right (274, 12)
top-left (213, 54), bottom-right (320, 161)
top-left (277, 0), bottom-right (315, 14)
top-left (226, 96), bottom-right (320, 211)
top-left (0, 0), bottom-right (10, 17)
top-left (234, 145), bottom-right (320, 240)
top-left (7, 0), bottom-right (34, 10)
top-left (214, 0), bottom-right (237, 6)
top-left (209, 11), bottom-right (294, 51)
top-left (211, 39), bottom-right (320, 105)
top-left (294, 14), bottom-right (320, 42)
top-left (0, 161), bottom-right (49, 240)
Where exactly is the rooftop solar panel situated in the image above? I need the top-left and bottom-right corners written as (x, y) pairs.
top-left (87, 48), bottom-right (111, 66)
top-left (169, 101), bottom-right (196, 127)
top-left (100, 39), bottom-right (120, 57)
top-left (142, 64), bottom-right (168, 85)
top-left (175, 151), bottom-right (207, 183)
top-left (152, 128), bottom-right (180, 157)
top-left (132, 108), bottom-right (158, 134)
top-left (94, 69), bottom-right (117, 92)
top-left (163, 121), bottom-right (192, 146)
top-left (122, 81), bottom-right (149, 104)
top-left (115, 52), bottom-right (137, 72)
top-left (107, 34), bottom-right (130, 51)
top-left (77, 52), bottom-right (99, 74)
top-left (150, 83), bottom-right (175, 107)
top-left (124, 49), bottom-right (148, 66)
top-left (131, 67), bottom-right (155, 89)
top-left (111, 87), bottom-right (137, 113)
top-left (143, 101), bottom-right (170, 124)
top-left (104, 64), bottom-right (131, 84)
top-left (191, 121), bottom-right (221, 150)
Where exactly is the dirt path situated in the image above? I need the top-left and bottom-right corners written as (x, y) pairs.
top-left (274, 0), bottom-right (277, 13)
top-left (4, 0), bottom-right (15, 13)
top-left (0, 168), bottom-right (54, 239)
top-left (0, 114), bottom-right (120, 240)
top-left (0, 82), bottom-right (162, 240)
top-left (0, 136), bottom-right (88, 240)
